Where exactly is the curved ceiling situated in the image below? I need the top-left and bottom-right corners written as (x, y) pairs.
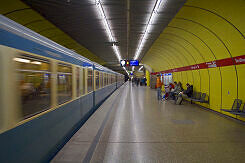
top-left (20, 0), bottom-right (186, 72)
top-left (142, 0), bottom-right (245, 71)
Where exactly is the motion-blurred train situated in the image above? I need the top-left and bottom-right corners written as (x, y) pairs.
top-left (0, 15), bottom-right (124, 162)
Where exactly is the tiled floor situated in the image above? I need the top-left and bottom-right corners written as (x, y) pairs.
top-left (52, 82), bottom-right (245, 163)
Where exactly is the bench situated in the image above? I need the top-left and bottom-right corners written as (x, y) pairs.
top-left (221, 99), bottom-right (242, 113)
top-left (232, 104), bottom-right (245, 117)
top-left (191, 92), bottom-right (209, 104)
top-left (186, 91), bottom-right (209, 104)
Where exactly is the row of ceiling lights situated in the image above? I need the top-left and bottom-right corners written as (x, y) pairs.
top-left (95, 0), bottom-right (164, 75)
top-left (95, 0), bottom-right (122, 62)
top-left (133, 0), bottom-right (164, 61)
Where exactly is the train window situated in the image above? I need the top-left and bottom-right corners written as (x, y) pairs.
top-left (87, 68), bottom-right (93, 93)
top-left (103, 73), bottom-right (107, 86)
top-left (106, 73), bottom-right (109, 85)
top-left (110, 74), bottom-right (112, 84)
top-left (112, 75), bottom-right (115, 83)
top-left (108, 74), bottom-right (111, 85)
top-left (95, 71), bottom-right (99, 90)
top-left (15, 54), bottom-right (51, 118)
top-left (57, 63), bottom-right (72, 105)
top-left (82, 68), bottom-right (86, 94)
top-left (76, 67), bottom-right (80, 97)
top-left (99, 72), bottom-right (103, 88)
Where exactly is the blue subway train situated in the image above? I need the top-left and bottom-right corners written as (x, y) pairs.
top-left (0, 15), bottom-right (124, 162)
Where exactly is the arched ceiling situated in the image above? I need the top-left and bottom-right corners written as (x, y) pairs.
top-left (18, 0), bottom-right (186, 72)
top-left (0, 0), bottom-right (106, 65)
top-left (142, 0), bottom-right (245, 72)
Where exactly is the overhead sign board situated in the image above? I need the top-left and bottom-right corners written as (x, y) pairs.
top-left (120, 60), bottom-right (139, 67)
top-left (129, 60), bottom-right (139, 66)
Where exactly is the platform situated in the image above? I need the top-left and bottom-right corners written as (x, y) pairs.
top-left (52, 82), bottom-right (245, 162)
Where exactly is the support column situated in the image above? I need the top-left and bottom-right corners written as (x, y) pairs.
top-left (146, 70), bottom-right (150, 87)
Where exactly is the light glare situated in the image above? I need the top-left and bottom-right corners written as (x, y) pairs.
top-left (134, 0), bottom-right (165, 60)
top-left (31, 61), bottom-right (42, 65)
top-left (14, 58), bottom-right (30, 63)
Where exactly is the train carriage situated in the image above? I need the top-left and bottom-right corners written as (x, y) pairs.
top-left (0, 15), bottom-right (124, 162)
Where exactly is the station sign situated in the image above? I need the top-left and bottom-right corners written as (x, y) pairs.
top-left (129, 60), bottom-right (139, 66)
top-left (120, 60), bottom-right (139, 67)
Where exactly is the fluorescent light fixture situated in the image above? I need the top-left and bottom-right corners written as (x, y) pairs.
top-left (133, 0), bottom-right (165, 60)
top-left (139, 66), bottom-right (143, 71)
top-left (14, 58), bottom-right (30, 63)
top-left (95, 0), bottom-right (122, 61)
top-left (31, 61), bottom-right (42, 65)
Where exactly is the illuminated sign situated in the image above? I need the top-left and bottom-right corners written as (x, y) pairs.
top-left (120, 60), bottom-right (139, 67)
top-left (120, 60), bottom-right (126, 67)
top-left (129, 60), bottom-right (139, 66)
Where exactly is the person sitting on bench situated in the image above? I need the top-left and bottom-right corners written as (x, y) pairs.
top-left (175, 83), bottom-right (193, 105)
top-left (180, 83), bottom-right (193, 98)
top-left (169, 82), bottom-right (182, 100)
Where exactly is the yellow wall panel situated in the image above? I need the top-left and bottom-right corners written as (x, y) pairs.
top-left (186, 71), bottom-right (193, 85)
top-left (220, 66), bottom-right (238, 109)
top-left (180, 71), bottom-right (188, 90)
top-left (209, 68), bottom-right (222, 112)
top-left (237, 64), bottom-right (245, 102)
top-left (175, 7), bottom-right (245, 58)
top-left (199, 69), bottom-right (209, 95)
top-left (163, 28), bottom-right (215, 61)
top-left (192, 70), bottom-right (200, 92)
top-left (170, 18), bottom-right (232, 60)
top-left (185, 0), bottom-right (245, 37)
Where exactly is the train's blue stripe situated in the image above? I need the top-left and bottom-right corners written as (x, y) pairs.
top-left (0, 29), bottom-right (93, 67)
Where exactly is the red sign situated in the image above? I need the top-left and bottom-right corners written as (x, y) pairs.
top-left (151, 54), bottom-right (245, 75)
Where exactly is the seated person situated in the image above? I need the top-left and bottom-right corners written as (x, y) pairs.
top-left (179, 83), bottom-right (193, 98)
top-left (169, 82), bottom-right (175, 91)
top-left (169, 82), bottom-right (182, 100)
top-left (163, 84), bottom-right (170, 100)
top-left (175, 83), bottom-right (193, 104)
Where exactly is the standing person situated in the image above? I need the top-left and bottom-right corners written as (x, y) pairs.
top-left (156, 74), bottom-right (163, 100)
top-left (136, 78), bottom-right (140, 86)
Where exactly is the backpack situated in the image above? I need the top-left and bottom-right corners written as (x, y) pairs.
top-left (175, 96), bottom-right (183, 105)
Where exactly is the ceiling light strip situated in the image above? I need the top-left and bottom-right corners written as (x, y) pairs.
top-left (134, 0), bottom-right (164, 60)
top-left (95, 0), bottom-right (122, 62)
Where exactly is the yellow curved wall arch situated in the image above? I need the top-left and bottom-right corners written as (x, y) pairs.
top-left (142, 0), bottom-right (245, 120)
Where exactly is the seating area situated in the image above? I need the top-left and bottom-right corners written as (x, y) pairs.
top-left (180, 91), bottom-right (209, 104)
top-left (189, 92), bottom-right (209, 104)
top-left (221, 99), bottom-right (245, 117)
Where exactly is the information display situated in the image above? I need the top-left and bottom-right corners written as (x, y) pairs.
top-left (129, 60), bottom-right (139, 66)
top-left (120, 60), bottom-right (139, 67)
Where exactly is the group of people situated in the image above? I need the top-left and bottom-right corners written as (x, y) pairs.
top-left (156, 74), bottom-right (193, 104)
top-left (132, 77), bottom-right (147, 86)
